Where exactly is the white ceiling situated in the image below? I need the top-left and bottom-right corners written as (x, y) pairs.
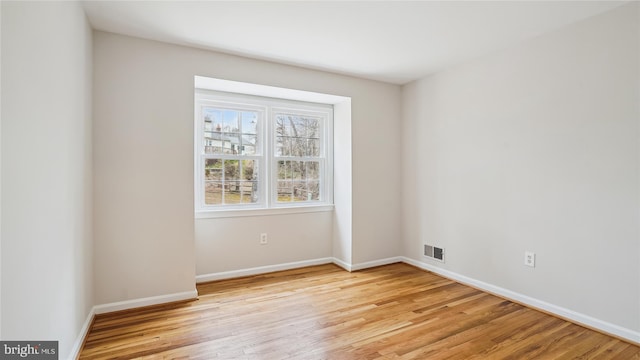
top-left (82, 1), bottom-right (627, 85)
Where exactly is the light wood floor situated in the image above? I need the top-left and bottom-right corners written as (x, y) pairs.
top-left (80, 263), bottom-right (640, 359)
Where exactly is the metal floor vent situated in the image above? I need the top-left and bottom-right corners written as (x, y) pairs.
top-left (424, 245), bottom-right (445, 262)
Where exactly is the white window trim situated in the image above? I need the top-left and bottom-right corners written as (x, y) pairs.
top-left (194, 204), bottom-right (335, 219)
top-left (195, 87), bottom-right (334, 218)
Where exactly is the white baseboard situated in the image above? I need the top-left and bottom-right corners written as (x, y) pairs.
top-left (351, 256), bottom-right (403, 271)
top-left (67, 307), bottom-right (95, 360)
top-left (196, 257), bottom-right (334, 283)
top-left (93, 290), bottom-right (198, 315)
top-left (331, 257), bottom-right (352, 272)
top-left (195, 256), bottom-right (403, 280)
top-left (400, 256), bottom-right (640, 345)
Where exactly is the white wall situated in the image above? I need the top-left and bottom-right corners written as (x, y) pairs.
top-left (196, 213), bottom-right (333, 275)
top-left (0, 1), bottom-right (3, 340)
top-left (1, 2), bottom-right (93, 358)
top-left (333, 101), bottom-right (353, 266)
top-left (93, 33), bottom-right (196, 304)
top-left (351, 85), bottom-right (402, 264)
top-left (402, 2), bottom-right (639, 334)
top-left (93, 31), bottom-right (401, 301)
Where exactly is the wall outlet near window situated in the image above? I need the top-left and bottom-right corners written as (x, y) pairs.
top-left (260, 233), bottom-right (268, 245)
top-left (524, 251), bottom-right (535, 267)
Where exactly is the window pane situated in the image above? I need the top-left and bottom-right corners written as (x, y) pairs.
top-left (292, 137), bottom-right (305, 157)
top-left (224, 160), bottom-right (240, 181)
top-left (292, 181), bottom-right (307, 202)
top-left (241, 112), bottom-right (258, 135)
top-left (205, 181), bottom-right (222, 205)
top-left (220, 134), bottom-right (239, 155)
top-left (277, 180), bottom-right (292, 202)
top-left (306, 118), bottom-right (320, 138)
top-left (240, 181), bottom-right (258, 203)
top-left (242, 160), bottom-right (256, 180)
top-left (204, 137), bottom-right (221, 154)
top-left (203, 107), bottom-right (223, 132)
top-left (277, 161), bottom-right (288, 180)
top-left (276, 136), bottom-right (290, 156)
top-left (204, 108), bottom-right (223, 155)
top-left (223, 110), bottom-right (239, 133)
top-left (241, 160), bottom-right (259, 203)
top-left (205, 159), bottom-right (222, 180)
top-left (241, 135), bottom-right (257, 155)
top-left (224, 181), bottom-right (241, 204)
top-left (292, 117), bottom-right (307, 137)
top-left (275, 115), bottom-right (289, 136)
top-left (291, 161), bottom-right (303, 180)
top-left (308, 181), bottom-right (320, 201)
top-left (306, 139), bottom-right (320, 157)
top-left (305, 161), bottom-right (320, 180)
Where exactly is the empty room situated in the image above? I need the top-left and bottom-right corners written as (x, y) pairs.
top-left (1, 1), bottom-right (639, 359)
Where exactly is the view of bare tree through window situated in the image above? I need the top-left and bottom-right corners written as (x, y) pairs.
top-left (203, 107), bottom-right (259, 205)
top-left (275, 114), bottom-right (321, 202)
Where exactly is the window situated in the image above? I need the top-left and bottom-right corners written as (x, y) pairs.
top-left (200, 104), bottom-right (263, 206)
top-left (195, 90), bottom-right (333, 213)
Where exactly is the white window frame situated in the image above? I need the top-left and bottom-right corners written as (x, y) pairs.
top-left (195, 93), bottom-right (266, 211)
top-left (195, 89), bottom-right (334, 217)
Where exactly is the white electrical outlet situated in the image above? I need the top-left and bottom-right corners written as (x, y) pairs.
top-left (260, 233), bottom-right (268, 245)
top-left (524, 251), bottom-right (535, 267)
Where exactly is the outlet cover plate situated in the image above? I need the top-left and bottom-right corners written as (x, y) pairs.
top-left (524, 251), bottom-right (535, 267)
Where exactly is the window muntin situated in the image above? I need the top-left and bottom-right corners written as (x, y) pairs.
top-left (195, 91), bottom-right (332, 212)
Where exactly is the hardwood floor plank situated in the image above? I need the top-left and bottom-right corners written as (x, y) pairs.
top-left (80, 263), bottom-right (640, 359)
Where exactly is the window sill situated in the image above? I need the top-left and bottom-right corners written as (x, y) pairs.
top-left (195, 204), bottom-right (334, 219)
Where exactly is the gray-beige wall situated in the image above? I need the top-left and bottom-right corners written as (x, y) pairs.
top-left (92, 31), bottom-right (402, 304)
top-left (402, 2), bottom-right (639, 335)
top-left (1, 2), bottom-right (93, 358)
